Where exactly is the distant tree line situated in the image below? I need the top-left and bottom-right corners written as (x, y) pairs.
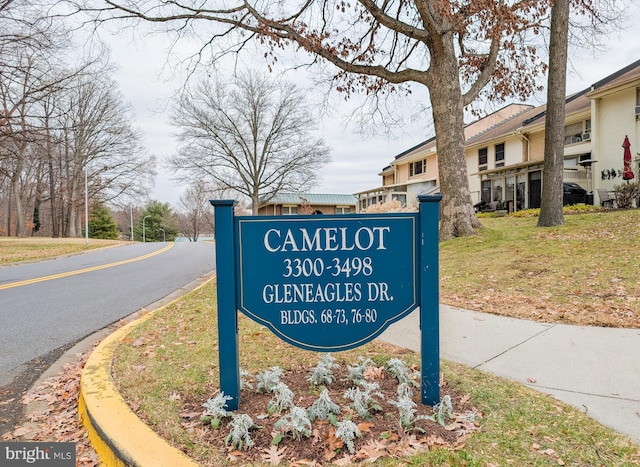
top-left (0, 1), bottom-right (155, 238)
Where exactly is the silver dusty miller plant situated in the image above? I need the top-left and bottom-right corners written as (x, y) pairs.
top-left (308, 353), bottom-right (340, 385)
top-left (346, 356), bottom-right (376, 384)
top-left (201, 392), bottom-right (232, 429)
top-left (255, 366), bottom-right (284, 393)
top-left (307, 387), bottom-right (341, 422)
top-left (389, 392), bottom-right (435, 430)
top-left (225, 413), bottom-right (257, 450)
top-left (344, 380), bottom-right (384, 419)
top-left (273, 406), bottom-right (312, 441)
top-left (240, 368), bottom-right (254, 390)
top-left (433, 394), bottom-right (454, 426)
top-left (267, 381), bottom-right (295, 415)
top-left (386, 358), bottom-right (419, 388)
top-left (335, 419), bottom-right (361, 454)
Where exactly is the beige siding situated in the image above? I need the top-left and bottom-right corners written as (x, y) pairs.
top-left (528, 131), bottom-right (545, 161)
top-left (593, 87), bottom-right (639, 190)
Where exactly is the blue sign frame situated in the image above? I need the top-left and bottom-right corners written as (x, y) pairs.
top-left (211, 195), bottom-right (442, 410)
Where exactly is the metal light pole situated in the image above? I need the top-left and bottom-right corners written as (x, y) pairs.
top-left (130, 205), bottom-right (134, 242)
top-left (84, 167), bottom-right (89, 246)
top-left (579, 159), bottom-right (597, 205)
top-left (159, 228), bottom-right (166, 242)
top-left (142, 215), bottom-right (151, 242)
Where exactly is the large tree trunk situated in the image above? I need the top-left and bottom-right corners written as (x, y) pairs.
top-left (47, 155), bottom-right (59, 237)
top-left (67, 169), bottom-right (80, 237)
top-left (538, 0), bottom-right (569, 227)
top-left (12, 174), bottom-right (26, 237)
top-left (44, 114), bottom-right (60, 237)
top-left (429, 46), bottom-right (482, 241)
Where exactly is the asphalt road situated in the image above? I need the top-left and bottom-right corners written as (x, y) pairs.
top-left (0, 241), bottom-right (216, 387)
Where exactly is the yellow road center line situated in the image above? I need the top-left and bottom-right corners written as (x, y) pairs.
top-left (0, 243), bottom-right (174, 291)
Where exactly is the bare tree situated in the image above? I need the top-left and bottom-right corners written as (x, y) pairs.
top-left (167, 69), bottom-right (331, 214)
top-left (0, 0), bottom-right (57, 52)
top-left (0, 45), bottom-right (59, 236)
top-left (46, 72), bottom-right (155, 236)
top-left (71, 0), bottom-right (556, 239)
top-left (176, 180), bottom-right (214, 241)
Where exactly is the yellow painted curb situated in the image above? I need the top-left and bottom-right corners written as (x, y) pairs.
top-left (79, 287), bottom-right (207, 466)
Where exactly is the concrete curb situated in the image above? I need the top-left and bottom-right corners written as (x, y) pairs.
top-left (78, 311), bottom-right (198, 467)
top-left (77, 280), bottom-right (213, 467)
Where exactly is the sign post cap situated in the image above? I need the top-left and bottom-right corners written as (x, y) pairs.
top-left (210, 199), bottom-right (236, 207)
top-left (417, 194), bottom-right (443, 203)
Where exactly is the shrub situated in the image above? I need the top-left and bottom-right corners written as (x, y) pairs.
top-left (361, 199), bottom-right (416, 213)
top-left (613, 182), bottom-right (640, 209)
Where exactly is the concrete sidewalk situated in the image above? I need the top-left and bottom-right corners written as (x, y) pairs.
top-left (379, 305), bottom-right (640, 444)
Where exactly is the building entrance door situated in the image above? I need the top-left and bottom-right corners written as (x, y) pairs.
top-left (529, 170), bottom-right (541, 209)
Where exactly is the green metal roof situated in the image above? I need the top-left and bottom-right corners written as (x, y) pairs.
top-left (260, 193), bottom-right (357, 206)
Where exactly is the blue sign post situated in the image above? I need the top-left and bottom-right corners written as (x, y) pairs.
top-left (211, 194), bottom-right (442, 410)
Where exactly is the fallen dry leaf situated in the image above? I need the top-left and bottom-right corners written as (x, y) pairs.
top-left (363, 366), bottom-right (384, 381)
top-left (354, 439), bottom-right (387, 461)
top-left (357, 422), bottom-right (374, 432)
top-left (260, 445), bottom-right (287, 465)
top-left (12, 350), bottom-right (98, 465)
top-left (11, 426), bottom-right (33, 437)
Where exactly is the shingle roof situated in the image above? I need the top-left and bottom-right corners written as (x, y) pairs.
top-left (259, 193), bottom-right (357, 206)
top-left (385, 60), bottom-right (640, 161)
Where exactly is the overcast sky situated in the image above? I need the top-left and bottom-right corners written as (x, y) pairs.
top-left (102, 2), bottom-right (640, 206)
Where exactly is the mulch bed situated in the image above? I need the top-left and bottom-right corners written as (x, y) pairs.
top-left (177, 363), bottom-right (481, 465)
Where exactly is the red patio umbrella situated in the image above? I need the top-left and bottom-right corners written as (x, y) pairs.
top-left (622, 135), bottom-right (635, 181)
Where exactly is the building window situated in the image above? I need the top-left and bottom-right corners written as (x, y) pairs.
top-left (282, 206), bottom-right (298, 215)
top-left (564, 122), bottom-right (582, 144)
top-left (478, 148), bottom-right (488, 171)
top-left (392, 193), bottom-right (407, 206)
top-left (492, 178), bottom-right (503, 202)
top-left (336, 206), bottom-right (351, 214)
top-left (564, 121), bottom-right (591, 144)
top-left (495, 143), bottom-right (505, 168)
top-left (409, 159), bottom-right (426, 176)
top-left (481, 180), bottom-right (491, 203)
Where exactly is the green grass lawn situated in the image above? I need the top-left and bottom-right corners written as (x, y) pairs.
top-left (441, 209), bottom-right (640, 328)
top-left (113, 280), bottom-right (640, 465)
top-left (0, 237), bottom-right (123, 265)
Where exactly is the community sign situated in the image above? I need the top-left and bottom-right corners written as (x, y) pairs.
top-left (211, 195), bottom-right (441, 409)
top-left (237, 215), bottom-right (418, 351)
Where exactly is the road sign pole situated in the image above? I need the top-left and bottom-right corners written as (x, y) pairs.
top-left (210, 200), bottom-right (240, 410)
top-left (418, 194), bottom-right (443, 405)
